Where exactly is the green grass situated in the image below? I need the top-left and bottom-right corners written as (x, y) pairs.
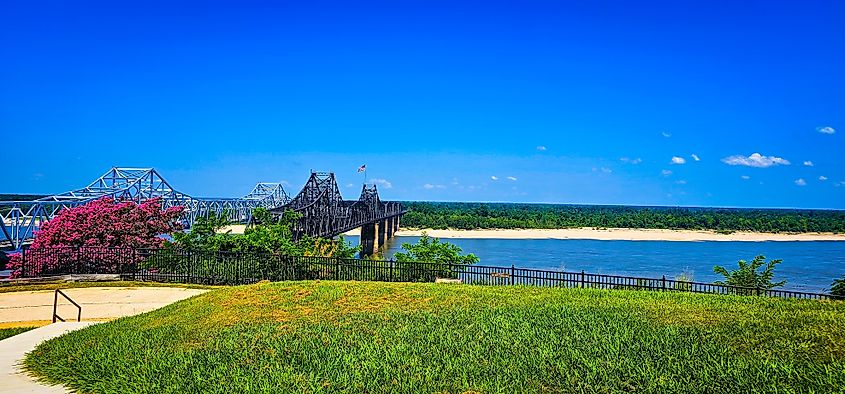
top-left (0, 326), bottom-right (37, 340)
top-left (25, 281), bottom-right (845, 393)
top-left (0, 281), bottom-right (217, 293)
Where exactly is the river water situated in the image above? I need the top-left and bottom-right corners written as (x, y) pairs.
top-left (344, 235), bottom-right (845, 293)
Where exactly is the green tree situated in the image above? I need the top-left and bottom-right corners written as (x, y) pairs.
top-left (830, 275), bottom-right (845, 297)
top-left (393, 233), bottom-right (478, 282)
top-left (169, 208), bottom-right (357, 258)
top-left (713, 255), bottom-right (786, 292)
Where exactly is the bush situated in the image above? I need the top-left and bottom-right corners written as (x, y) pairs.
top-left (7, 198), bottom-right (183, 278)
top-left (394, 233), bottom-right (479, 282)
top-left (831, 276), bottom-right (845, 297)
top-left (713, 255), bottom-right (786, 292)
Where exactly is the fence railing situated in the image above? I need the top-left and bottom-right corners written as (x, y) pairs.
top-left (12, 247), bottom-right (843, 301)
top-left (53, 289), bottom-right (81, 323)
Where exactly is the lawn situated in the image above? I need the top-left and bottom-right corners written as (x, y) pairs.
top-left (0, 326), bottom-right (37, 341)
top-left (25, 281), bottom-right (845, 393)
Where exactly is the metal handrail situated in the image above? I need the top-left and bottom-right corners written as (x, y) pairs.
top-left (52, 289), bottom-right (81, 323)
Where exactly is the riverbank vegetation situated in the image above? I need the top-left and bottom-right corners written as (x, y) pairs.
top-left (169, 208), bottom-right (357, 258)
top-left (26, 281), bottom-right (845, 393)
top-left (714, 255), bottom-right (786, 290)
top-left (0, 194), bottom-right (48, 201)
top-left (402, 201), bottom-right (845, 233)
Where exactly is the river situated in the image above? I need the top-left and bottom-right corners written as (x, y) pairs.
top-left (344, 235), bottom-right (845, 293)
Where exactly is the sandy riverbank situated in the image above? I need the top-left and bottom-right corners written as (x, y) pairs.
top-left (388, 228), bottom-right (845, 242)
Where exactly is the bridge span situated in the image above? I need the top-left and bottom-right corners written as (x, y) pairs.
top-left (1, 168), bottom-right (405, 254)
top-left (270, 172), bottom-right (405, 255)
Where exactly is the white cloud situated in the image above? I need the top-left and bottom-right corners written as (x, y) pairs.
top-left (536, 145), bottom-right (547, 151)
top-left (819, 176), bottom-right (828, 181)
top-left (661, 131), bottom-right (672, 138)
top-left (423, 183), bottom-right (445, 189)
top-left (671, 156), bottom-right (686, 165)
top-left (601, 167), bottom-right (612, 173)
top-left (661, 169), bottom-right (672, 176)
top-left (346, 183), bottom-right (355, 188)
top-left (620, 157), bottom-right (642, 164)
top-left (675, 180), bottom-right (687, 185)
top-left (803, 161), bottom-right (814, 167)
top-left (370, 178), bottom-right (392, 189)
top-left (741, 175), bottom-right (751, 180)
top-left (506, 176), bottom-right (518, 181)
top-left (490, 176), bottom-right (499, 181)
top-left (817, 126), bottom-right (836, 134)
top-left (721, 153), bottom-right (790, 168)
top-left (794, 178), bottom-right (807, 186)
top-left (691, 154), bottom-right (700, 161)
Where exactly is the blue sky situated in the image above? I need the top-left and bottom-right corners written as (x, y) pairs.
top-left (2, 1), bottom-right (843, 208)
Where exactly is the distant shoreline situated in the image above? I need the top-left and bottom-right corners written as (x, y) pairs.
top-left (227, 225), bottom-right (845, 242)
top-left (388, 228), bottom-right (845, 242)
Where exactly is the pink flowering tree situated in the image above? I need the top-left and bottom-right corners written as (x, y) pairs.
top-left (7, 197), bottom-right (183, 278)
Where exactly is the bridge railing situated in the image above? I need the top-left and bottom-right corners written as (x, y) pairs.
top-left (8, 247), bottom-right (842, 301)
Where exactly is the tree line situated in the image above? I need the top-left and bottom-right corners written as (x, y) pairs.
top-left (401, 202), bottom-right (845, 233)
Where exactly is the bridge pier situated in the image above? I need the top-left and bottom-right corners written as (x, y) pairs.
top-left (385, 217), bottom-right (393, 240)
top-left (377, 219), bottom-right (387, 250)
top-left (360, 222), bottom-right (383, 257)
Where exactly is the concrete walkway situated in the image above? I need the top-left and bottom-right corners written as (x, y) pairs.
top-left (0, 286), bottom-right (209, 392)
top-left (0, 322), bottom-right (98, 393)
top-left (0, 287), bottom-right (208, 326)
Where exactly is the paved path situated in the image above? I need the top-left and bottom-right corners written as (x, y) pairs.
top-left (0, 286), bottom-right (209, 393)
top-left (0, 322), bottom-right (97, 393)
top-left (0, 287), bottom-right (207, 325)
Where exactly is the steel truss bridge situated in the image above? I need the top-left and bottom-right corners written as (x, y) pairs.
top-left (1, 167), bottom-right (406, 252)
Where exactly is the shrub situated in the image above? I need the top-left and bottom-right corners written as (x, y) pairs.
top-left (7, 198), bottom-right (183, 278)
top-left (831, 276), bottom-right (845, 297)
top-left (393, 233), bottom-right (479, 282)
top-left (713, 255), bottom-right (786, 293)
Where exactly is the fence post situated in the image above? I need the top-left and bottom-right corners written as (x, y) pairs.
top-left (580, 270), bottom-right (585, 288)
top-left (187, 249), bottom-right (192, 283)
top-left (21, 248), bottom-right (26, 277)
top-left (661, 275), bottom-right (666, 292)
top-left (76, 247), bottom-right (82, 274)
top-left (390, 259), bottom-right (394, 282)
top-left (511, 265), bottom-right (515, 286)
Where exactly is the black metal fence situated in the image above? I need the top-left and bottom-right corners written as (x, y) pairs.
top-left (12, 247), bottom-right (843, 301)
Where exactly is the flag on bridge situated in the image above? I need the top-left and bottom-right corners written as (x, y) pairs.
top-left (357, 165), bottom-right (366, 173)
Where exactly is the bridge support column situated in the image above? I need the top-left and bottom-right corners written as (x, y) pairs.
top-left (377, 219), bottom-right (387, 249)
top-left (360, 223), bottom-right (377, 257)
top-left (386, 217), bottom-right (394, 240)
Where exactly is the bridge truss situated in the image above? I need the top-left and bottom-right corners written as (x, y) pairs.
top-left (1, 168), bottom-right (289, 250)
top-left (2, 168), bottom-right (406, 251)
top-left (273, 172), bottom-right (406, 239)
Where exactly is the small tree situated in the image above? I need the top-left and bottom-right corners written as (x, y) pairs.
top-left (168, 208), bottom-right (358, 258)
top-left (713, 255), bottom-right (786, 293)
top-left (393, 233), bottom-right (479, 281)
top-left (7, 197), bottom-right (183, 278)
top-left (831, 275), bottom-right (845, 297)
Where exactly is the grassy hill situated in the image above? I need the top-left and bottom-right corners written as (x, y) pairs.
top-left (26, 281), bottom-right (845, 393)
